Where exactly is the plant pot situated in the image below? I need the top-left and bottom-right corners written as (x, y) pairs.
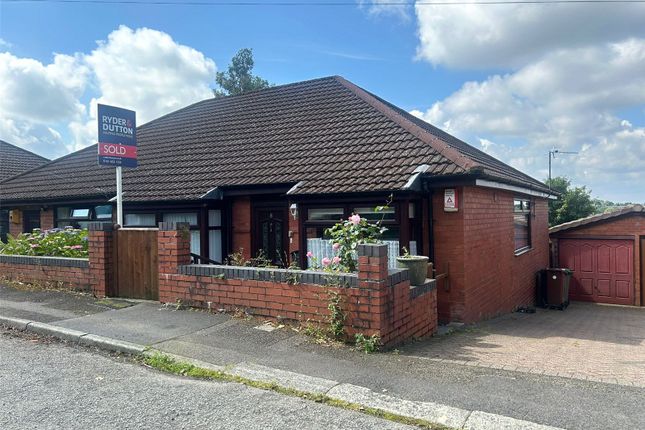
top-left (396, 256), bottom-right (429, 286)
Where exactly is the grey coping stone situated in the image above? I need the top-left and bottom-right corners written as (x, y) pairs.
top-left (409, 279), bottom-right (437, 299)
top-left (356, 243), bottom-right (387, 258)
top-left (0, 254), bottom-right (89, 268)
top-left (386, 268), bottom-right (409, 287)
top-left (178, 264), bottom-right (358, 287)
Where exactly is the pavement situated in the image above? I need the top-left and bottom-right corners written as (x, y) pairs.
top-left (1, 283), bottom-right (644, 430)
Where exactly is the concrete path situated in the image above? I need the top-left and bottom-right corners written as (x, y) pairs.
top-left (1, 284), bottom-right (643, 430)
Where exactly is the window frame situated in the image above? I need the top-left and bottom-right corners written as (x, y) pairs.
top-left (300, 199), bottom-right (422, 268)
top-left (55, 205), bottom-right (114, 229)
top-left (513, 197), bottom-right (532, 254)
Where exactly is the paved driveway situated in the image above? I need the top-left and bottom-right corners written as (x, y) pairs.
top-left (401, 302), bottom-right (645, 387)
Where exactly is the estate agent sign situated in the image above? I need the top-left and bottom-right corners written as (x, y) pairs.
top-left (97, 104), bottom-right (137, 168)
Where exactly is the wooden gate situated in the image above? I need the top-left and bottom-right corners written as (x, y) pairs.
top-left (114, 228), bottom-right (159, 300)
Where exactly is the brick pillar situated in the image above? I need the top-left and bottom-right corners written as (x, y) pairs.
top-left (158, 222), bottom-right (191, 303)
top-left (40, 208), bottom-right (54, 231)
top-left (9, 219), bottom-right (22, 237)
top-left (88, 222), bottom-right (115, 298)
top-left (357, 243), bottom-right (390, 336)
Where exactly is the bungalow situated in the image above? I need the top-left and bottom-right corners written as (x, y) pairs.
top-left (0, 76), bottom-right (551, 323)
top-left (0, 140), bottom-right (50, 241)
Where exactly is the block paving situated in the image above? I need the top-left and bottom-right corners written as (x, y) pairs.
top-left (402, 302), bottom-right (645, 387)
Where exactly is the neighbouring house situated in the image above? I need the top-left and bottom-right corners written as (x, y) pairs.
top-left (0, 140), bottom-right (50, 242)
top-left (0, 76), bottom-right (552, 323)
top-left (550, 205), bottom-right (644, 307)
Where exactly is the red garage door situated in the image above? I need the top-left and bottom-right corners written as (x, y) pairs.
top-left (559, 239), bottom-right (634, 305)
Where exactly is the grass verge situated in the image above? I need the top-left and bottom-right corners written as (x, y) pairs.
top-left (139, 352), bottom-right (453, 430)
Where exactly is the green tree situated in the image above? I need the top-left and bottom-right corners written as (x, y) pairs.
top-left (545, 176), bottom-right (596, 226)
top-left (213, 48), bottom-right (271, 97)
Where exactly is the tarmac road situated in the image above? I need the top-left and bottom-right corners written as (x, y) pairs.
top-left (0, 332), bottom-right (411, 430)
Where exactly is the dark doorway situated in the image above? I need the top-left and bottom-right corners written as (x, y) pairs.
top-left (254, 206), bottom-right (287, 266)
top-left (23, 210), bottom-right (41, 234)
top-left (0, 210), bottom-right (8, 242)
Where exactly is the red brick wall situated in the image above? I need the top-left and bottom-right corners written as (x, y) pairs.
top-left (157, 228), bottom-right (437, 348)
top-left (40, 209), bottom-right (54, 231)
top-left (462, 187), bottom-right (548, 322)
top-left (551, 213), bottom-right (644, 306)
top-left (432, 187), bottom-right (466, 322)
top-left (231, 197), bottom-right (252, 260)
top-left (0, 258), bottom-right (90, 291)
top-left (0, 222), bottom-right (114, 297)
top-left (9, 218), bottom-right (22, 237)
top-left (432, 186), bottom-right (549, 323)
top-left (88, 223), bottom-right (116, 297)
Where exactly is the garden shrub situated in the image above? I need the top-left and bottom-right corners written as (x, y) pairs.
top-left (0, 227), bottom-right (89, 258)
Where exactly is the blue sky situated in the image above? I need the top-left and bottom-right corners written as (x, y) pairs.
top-left (1, 1), bottom-right (644, 201)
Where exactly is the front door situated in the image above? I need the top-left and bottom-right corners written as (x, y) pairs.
top-left (23, 210), bottom-right (41, 233)
top-left (254, 207), bottom-right (287, 266)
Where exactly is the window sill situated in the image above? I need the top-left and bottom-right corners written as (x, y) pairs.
top-left (514, 247), bottom-right (533, 257)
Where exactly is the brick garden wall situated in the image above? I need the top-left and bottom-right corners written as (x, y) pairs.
top-left (0, 255), bottom-right (90, 291)
top-left (0, 222), bottom-right (114, 297)
top-left (157, 222), bottom-right (437, 347)
top-left (432, 186), bottom-right (549, 323)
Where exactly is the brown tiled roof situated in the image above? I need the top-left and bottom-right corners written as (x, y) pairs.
top-left (0, 140), bottom-right (49, 182)
top-left (549, 204), bottom-right (645, 234)
top-left (0, 76), bottom-right (549, 203)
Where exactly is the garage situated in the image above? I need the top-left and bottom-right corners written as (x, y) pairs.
top-left (550, 205), bottom-right (644, 307)
top-left (559, 238), bottom-right (633, 304)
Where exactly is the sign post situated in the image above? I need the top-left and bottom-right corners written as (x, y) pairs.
top-left (97, 104), bottom-right (137, 226)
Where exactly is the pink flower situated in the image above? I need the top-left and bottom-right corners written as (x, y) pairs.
top-left (71, 245), bottom-right (83, 250)
top-left (332, 243), bottom-right (340, 251)
top-left (306, 251), bottom-right (314, 258)
top-left (30, 244), bottom-right (39, 248)
top-left (349, 214), bottom-right (361, 225)
top-left (332, 256), bottom-right (341, 265)
top-left (322, 257), bottom-right (331, 267)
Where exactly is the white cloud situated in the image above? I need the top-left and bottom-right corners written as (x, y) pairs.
top-left (0, 38), bottom-right (11, 49)
top-left (414, 2), bottom-right (645, 69)
top-left (0, 52), bottom-right (88, 124)
top-left (0, 117), bottom-right (67, 159)
top-left (85, 26), bottom-right (216, 125)
top-left (0, 26), bottom-right (216, 157)
top-left (358, 0), bottom-right (411, 20)
top-left (412, 39), bottom-right (645, 200)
